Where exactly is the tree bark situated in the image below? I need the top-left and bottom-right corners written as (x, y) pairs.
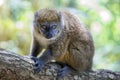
top-left (0, 48), bottom-right (120, 80)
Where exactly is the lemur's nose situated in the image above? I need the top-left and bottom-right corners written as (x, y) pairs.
top-left (46, 33), bottom-right (53, 39)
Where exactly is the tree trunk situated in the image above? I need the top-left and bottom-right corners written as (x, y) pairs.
top-left (0, 48), bottom-right (120, 80)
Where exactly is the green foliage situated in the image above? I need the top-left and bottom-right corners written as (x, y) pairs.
top-left (0, 0), bottom-right (120, 71)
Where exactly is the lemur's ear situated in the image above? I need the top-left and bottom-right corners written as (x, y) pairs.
top-left (34, 11), bottom-right (39, 20)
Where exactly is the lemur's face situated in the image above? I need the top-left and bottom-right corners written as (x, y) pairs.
top-left (37, 21), bottom-right (60, 39)
top-left (33, 9), bottom-right (63, 39)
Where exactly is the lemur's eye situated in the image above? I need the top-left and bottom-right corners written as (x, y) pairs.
top-left (52, 25), bottom-right (57, 29)
top-left (41, 25), bottom-right (46, 29)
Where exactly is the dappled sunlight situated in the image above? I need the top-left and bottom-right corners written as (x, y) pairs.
top-left (99, 10), bottom-right (111, 22)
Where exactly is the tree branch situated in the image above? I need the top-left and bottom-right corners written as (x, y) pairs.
top-left (0, 49), bottom-right (120, 80)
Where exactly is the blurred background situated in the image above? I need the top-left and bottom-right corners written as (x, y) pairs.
top-left (0, 0), bottom-right (120, 71)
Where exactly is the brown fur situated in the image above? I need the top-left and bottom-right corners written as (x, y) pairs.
top-left (36, 9), bottom-right (59, 22)
top-left (31, 9), bottom-right (94, 71)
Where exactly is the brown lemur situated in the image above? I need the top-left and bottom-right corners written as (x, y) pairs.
top-left (30, 9), bottom-right (94, 79)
